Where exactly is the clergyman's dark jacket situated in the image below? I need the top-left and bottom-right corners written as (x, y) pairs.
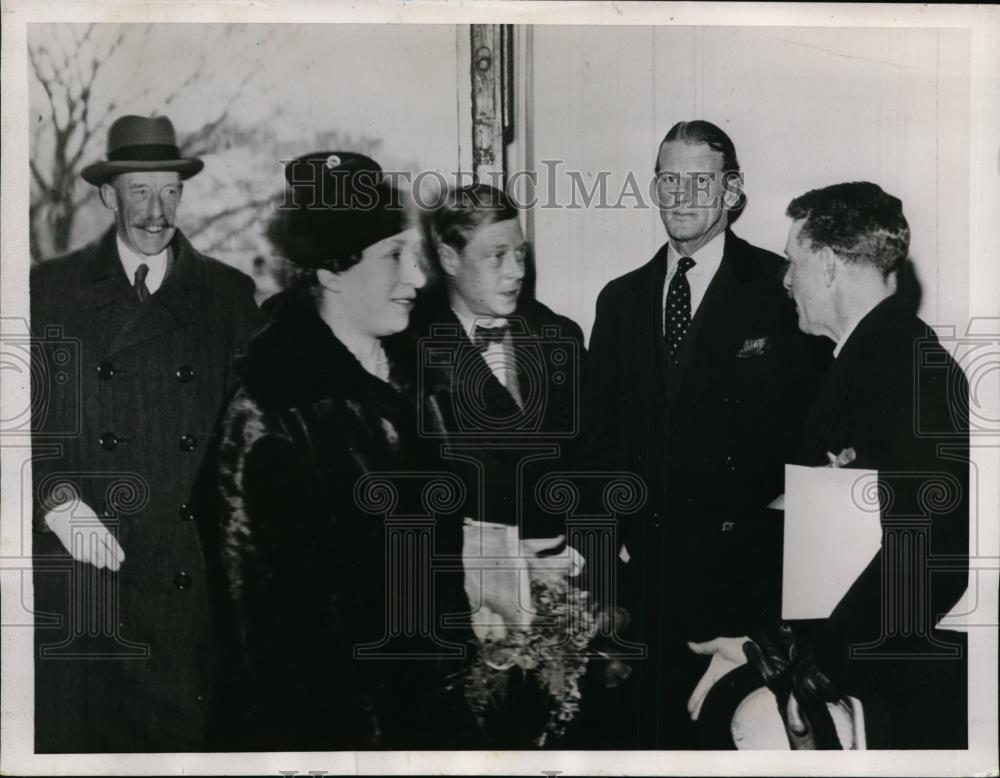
top-left (796, 295), bottom-right (969, 749)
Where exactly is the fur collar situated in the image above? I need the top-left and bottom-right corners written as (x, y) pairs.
top-left (235, 289), bottom-right (414, 410)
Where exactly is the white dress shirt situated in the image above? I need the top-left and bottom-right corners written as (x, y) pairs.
top-left (116, 235), bottom-right (169, 295)
top-left (661, 230), bottom-right (726, 336)
top-left (453, 308), bottom-right (516, 391)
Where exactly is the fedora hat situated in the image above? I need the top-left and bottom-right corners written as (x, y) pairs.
top-left (81, 115), bottom-right (204, 186)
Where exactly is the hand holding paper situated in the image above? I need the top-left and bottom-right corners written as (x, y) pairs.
top-left (781, 463), bottom-right (881, 620)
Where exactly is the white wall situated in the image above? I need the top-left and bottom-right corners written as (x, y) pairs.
top-left (521, 26), bottom-right (971, 342)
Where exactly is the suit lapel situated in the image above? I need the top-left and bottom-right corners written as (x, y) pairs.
top-left (104, 231), bottom-right (206, 358)
top-left (670, 231), bottom-right (762, 420)
top-left (630, 245), bottom-right (672, 398)
top-left (799, 298), bottom-right (897, 463)
top-left (800, 354), bottom-right (853, 463)
top-left (79, 229), bottom-right (145, 355)
top-left (432, 307), bottom-right (520, 420)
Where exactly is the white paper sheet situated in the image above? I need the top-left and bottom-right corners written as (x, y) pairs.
top-left (781, 463), bottom-right (882, 620)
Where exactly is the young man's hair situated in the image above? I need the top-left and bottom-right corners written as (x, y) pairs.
top-left (420, 183), bottom-right (520, 275)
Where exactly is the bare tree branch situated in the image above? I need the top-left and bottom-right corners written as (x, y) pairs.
top-left (180, 67), bottom-right (262, 158)
top-left (30, 158), bottom-right (52, 192)
top-left (159, 49), bottom-right (212, 111)
top-left (186, 194), bottom-right (275, 240)
top-left (28, 45), bottom-right (62, 131)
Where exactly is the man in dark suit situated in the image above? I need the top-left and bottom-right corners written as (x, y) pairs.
top-left (31, 115), bottom-right (261, 751)
top-left (415, 183), bottom-right (586, 647)
top-left (779, 182), bottom-right (969, 748)
top-left (580, 120), bottom-right (828, 748)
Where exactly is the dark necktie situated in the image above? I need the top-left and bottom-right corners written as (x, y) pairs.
top-left (664, 256), bottom-right (696, 357)
top-left (133, 263), bottom-right (151, 303)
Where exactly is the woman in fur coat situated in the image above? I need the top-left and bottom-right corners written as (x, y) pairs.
top-left (204, 152), bottom-right (478, 750)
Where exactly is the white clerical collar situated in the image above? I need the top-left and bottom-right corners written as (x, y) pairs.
top-left (116, 234), bottom-right (169, 295)
top-left (665, 229), bottom-right (726, 278)
top-left (452, 306), bottom-right (509, 338)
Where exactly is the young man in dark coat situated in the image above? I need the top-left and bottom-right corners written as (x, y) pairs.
top-left (580, 120), bottom-right (829, 748)
top-left (414, 184), bottom-right (588, 743)
top-left (778, 181), bottom-right (969, 748)
top-left (30, 114), bottom-right (261, 752)
top-left (416, 183), bottom-right (586, 547)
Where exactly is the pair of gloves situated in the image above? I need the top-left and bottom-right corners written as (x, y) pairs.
top-left (461, 519), bottom-right (584, 641)
top-left (744, 623), bottom-right (844, 749)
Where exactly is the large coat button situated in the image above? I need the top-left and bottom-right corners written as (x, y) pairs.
top-left (173, 571), bottom-right (192, 590)
top-left (99, 432), bottom-right (119, 451)
top-left (96, 362), bottom-right (116, 380)
top-left (179, 434), bottom-right (198, 452)
top-left (175, 365), bottom-right (196, 382)
top-left (178, 503), bottom-right (195, 521)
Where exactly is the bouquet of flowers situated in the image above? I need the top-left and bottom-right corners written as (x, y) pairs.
top-left (464, 574), bottom-right (599, 746)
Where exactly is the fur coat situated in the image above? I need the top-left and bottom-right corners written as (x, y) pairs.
top-left (205, 290), bottom-right (478, 750)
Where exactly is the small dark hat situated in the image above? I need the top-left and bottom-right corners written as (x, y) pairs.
top-left (279, 151), bottom-right (409, 269)
top-left (81, 115), bottom-right (204, 186)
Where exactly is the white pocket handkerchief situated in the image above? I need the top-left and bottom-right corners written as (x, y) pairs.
top-left (737, 336), bottom-right (771, 358)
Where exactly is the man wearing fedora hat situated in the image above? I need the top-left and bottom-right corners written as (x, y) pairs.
top-left (31, 114), bottom-right (261, 752)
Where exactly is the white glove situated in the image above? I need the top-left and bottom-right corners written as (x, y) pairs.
top-left (44, 499), bottom-right (125, 572)
top-left (461, 519), bottom-right (584, 641)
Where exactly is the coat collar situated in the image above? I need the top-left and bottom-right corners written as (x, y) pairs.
top-left (415, 299), bottom-right (525, 417)
top-left (236, 289), bottom-right (410, 411)
top-left (798, 295), bottom-right (914, 464)
top-left (82, 226), bottom-right (209, 357)
top-left (661, 230), bottom-right (766, 418)
top-left (414, 289), bottom-right (551, 339)
top-left (834, 294), bottom-right (904, 364)
top-left (626, 231), bottom-right (763, 409)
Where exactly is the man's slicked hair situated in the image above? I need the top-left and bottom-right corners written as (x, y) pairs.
top-left (658, 120), bottom-right (745, 222)
top-left (786, 182), bottom-right (910, 277)
top-left (660, 120), bottom-right (741, 178)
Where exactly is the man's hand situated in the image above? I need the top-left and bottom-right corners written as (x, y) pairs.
top-left (44, 500), bottom-right (125, 572)
top-left (825, 447), bottom-right (857, 467)
top-left (522, 535), bottom-right (585, 585)
top-left (686, 636), bottom-right (750, 720)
